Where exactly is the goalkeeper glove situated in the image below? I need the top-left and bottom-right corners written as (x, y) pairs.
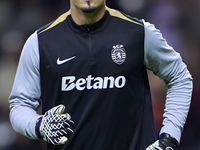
top-left (146, 133), bottom-right (178, 150)
top-left (35, 104), bottom-right (74, 145)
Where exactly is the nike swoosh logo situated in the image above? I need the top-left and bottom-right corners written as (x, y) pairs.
top-left (57, 56), bottom-right (76, 65)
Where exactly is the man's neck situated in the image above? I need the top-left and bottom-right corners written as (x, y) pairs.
top-left (70, 4), bottom-right (106, 25)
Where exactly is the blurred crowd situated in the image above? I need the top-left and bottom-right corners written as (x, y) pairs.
top-left (0, 0), bottom-right (199, 149)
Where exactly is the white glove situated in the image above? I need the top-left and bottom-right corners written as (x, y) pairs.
top-left (35, 104), bottom-right (74, 145)
top-left (146, 133), bottom-right (178, 150)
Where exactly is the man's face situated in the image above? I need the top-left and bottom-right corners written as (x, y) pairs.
top-left (71, 0), bottom-right (105, 13)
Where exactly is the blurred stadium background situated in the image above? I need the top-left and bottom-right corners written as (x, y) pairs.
top-left (0, 0), bottom-right (199, 149)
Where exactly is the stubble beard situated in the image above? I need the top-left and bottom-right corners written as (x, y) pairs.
top-left (81, 2), bottom-right (98, 13)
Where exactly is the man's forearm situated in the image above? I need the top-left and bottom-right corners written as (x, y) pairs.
top-left (9, 105), bottom-right (41, 139)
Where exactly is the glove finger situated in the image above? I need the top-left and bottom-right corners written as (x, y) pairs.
top-left (61, 113), bottom-right (71, 120)
top-left (54, 104), bottom-right (65, 114)
top-left (62, 122), bottom-right (74, 134)
top-left (46, 104), bottom-right (65, 116)
top-left (57, 136), bottom-right (68, 145)
top-left (55, 128), bottom-right (73, 138)
top-left (56, 129), bottom-right (68, 136)
top-left (63, 120), bottom-right (74, 127)
top-left (50, 136), bottom-right (68, 145)
top-left (66, 127), bottom-right (74, 134)
top-left (61, 121), bottom-right (74, 134)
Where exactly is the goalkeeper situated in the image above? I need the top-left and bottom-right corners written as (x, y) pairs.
top-left (9, 0), bottom-right (193, 150)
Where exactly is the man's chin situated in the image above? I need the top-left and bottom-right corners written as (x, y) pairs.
top-left (81, 7), bottom-right (97, 13)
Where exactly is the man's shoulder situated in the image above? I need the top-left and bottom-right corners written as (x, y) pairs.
top-left (106, 7), bottom-right (143, 27)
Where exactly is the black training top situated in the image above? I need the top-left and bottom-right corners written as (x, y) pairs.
top-left (38, 8), bottom-right (155, 150)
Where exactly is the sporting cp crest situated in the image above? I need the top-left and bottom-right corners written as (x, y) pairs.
top-left (111, 44), bottom-right (126, 65)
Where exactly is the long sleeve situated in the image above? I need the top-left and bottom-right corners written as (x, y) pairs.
top-left (143, 20), bottom-right (193, 143)
top-left (9, 31), bottom-right (41, 139)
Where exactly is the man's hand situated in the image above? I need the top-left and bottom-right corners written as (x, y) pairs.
top-left (146, 133), bottom-right (178, 150)
top-left (35, 104), bottom-right (74, 145)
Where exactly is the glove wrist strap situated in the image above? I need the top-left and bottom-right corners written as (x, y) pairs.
top-left (35, 117), bottom-right (43, 139)
top-left (160, 133), bottom-right (179, 148)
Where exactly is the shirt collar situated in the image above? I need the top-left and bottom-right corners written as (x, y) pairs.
top-left (67, 10), bottom-right (110, 33)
